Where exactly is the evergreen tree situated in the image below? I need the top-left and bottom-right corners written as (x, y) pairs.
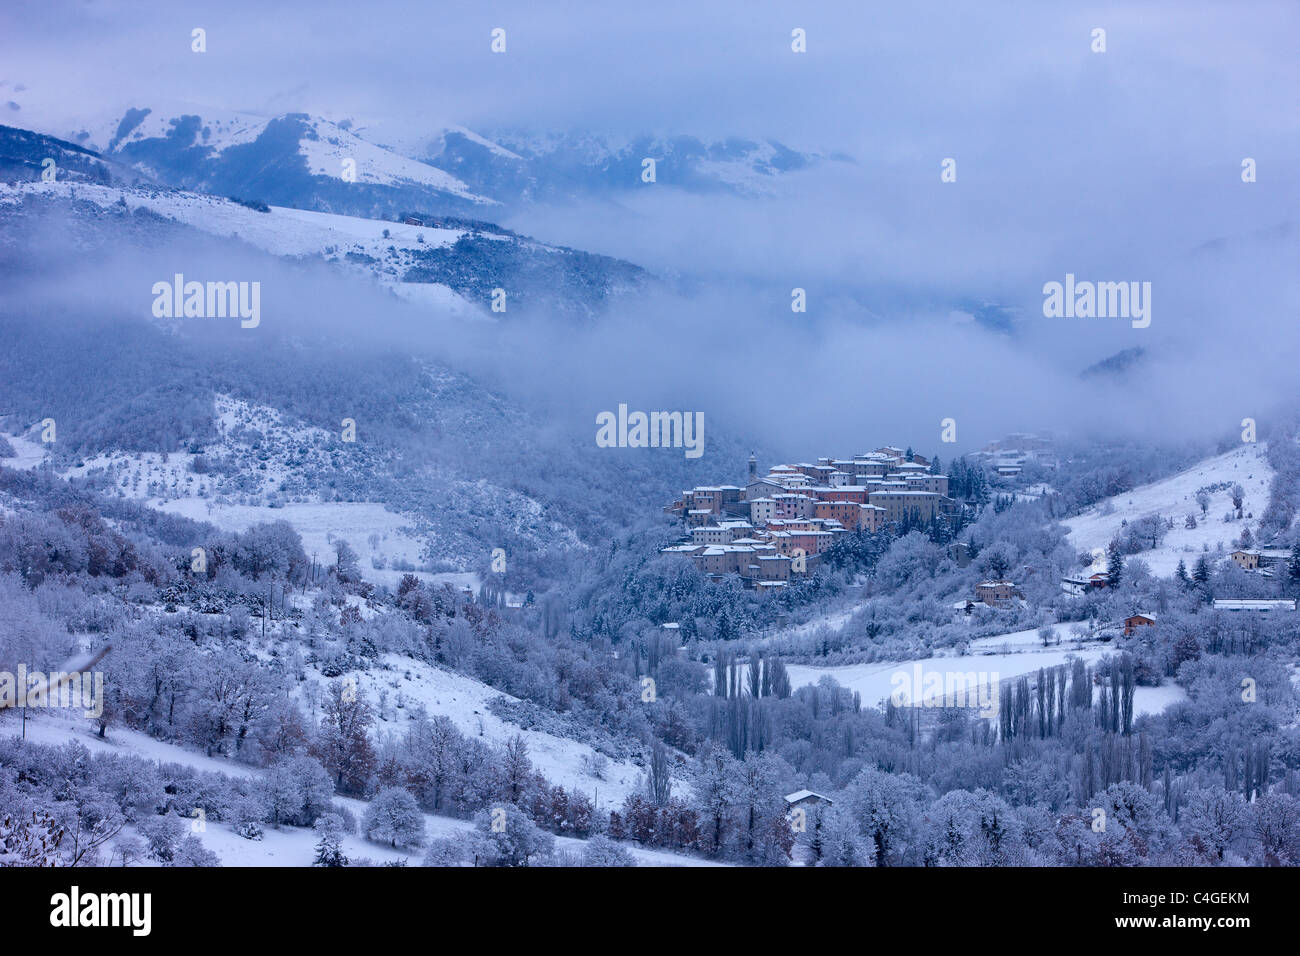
top-left (1106, 541), bottom-right (1124, 588)
top-left (312, 814), bottom-right (349, 867)
top-left (1193, 554), bottom-right (1212, 584)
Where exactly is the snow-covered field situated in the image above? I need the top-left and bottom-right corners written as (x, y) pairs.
top-left (157, 498), bottom-right (433, 588)
top-left (1, 394), bottom-right (454, 588)
top-left (0, 432), bottom-right (49, 470)
top-left (188, 806), bottom-right (726, 867)
top-left (1063, 443), bottom-right (1273, 577)
top-left (787, 621), bottom-right (1183, 718)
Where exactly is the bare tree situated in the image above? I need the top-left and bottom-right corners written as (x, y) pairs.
top-left (648, 741), bottom-right (673, 806)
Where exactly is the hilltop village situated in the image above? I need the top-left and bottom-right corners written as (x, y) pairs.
top-left (664, 446), bottom-right (962, 589)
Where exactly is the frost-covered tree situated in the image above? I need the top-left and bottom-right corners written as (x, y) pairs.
top-left (646, 741), bottom-right (673, 806)
top-left (361, 787), bottom-right (425, 850)
top-left (920, 789), bottom-right (1024, 866)
top-left (333, 539), bottom-right (360, 582)
top-left (814, 804), bottom-right (871, 867)
top-left (312, 680), bottom-right (376, 795)
top-left (845, 768), bottom-right (928, 867)
top-left (468, 806), bottom-right (553, 867)
top-left (500, 734), bottom-right (533, 804)
top-left (261, 755), bottom-right (335, 828)
top-left (1181, 787), bottom-right (1247, 863)
top-left (1251, 791), bottom-right (1300, 865)
top-left (312, 813), bottom-right (349, 867)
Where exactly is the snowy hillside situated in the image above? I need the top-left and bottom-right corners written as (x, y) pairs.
top-left (0, 175), bottom-right (648, 319)
top-left (93, 106), bottom-right (496, 206)
top-left (1063, 442), bottom-right (1273, 577)
top-left (0, 179), bottom-right (482, 309)
top-left (0, 123), bottom-right (129, 185)
top-left (305, 654), bottom-right (647, 805)
top-left (6, 709), bottom-right (717, 867)
top-left (0, 391), bottom-right (590, 579)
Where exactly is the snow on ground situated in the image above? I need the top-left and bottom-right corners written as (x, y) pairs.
top-left (192, 793), bottom-right (726, 867)
top-left (321, 653), bottom-right (645, 810)
top-left (292, 116), bottom-right (493, 199)
top-left (442, 125), bottom-right (526, 161)
top-left (25, 103), bottom-right (491, 202)
top-left (787, 645), bottom-right (1109, 712)
top-left (3, 393), bottom-right (445, 589)
top-left (3, 707), bottom-right (257, 779)
top-left (1063, 443), bottom-right (1273, 577)
top-left (188, 802), bottom-right (725, 867)
top-left (1133, 683), bottom-right (1188, 717)
top-left (786, 621), bottom-right (1185, 717)
top-left (156, 498), bottom-right (432, 588)
top-left (389, 279), bottom-right (482, 318)
top-left (0, 181), bottom-right (466, 260)
top-left (966, 622), bottom-right (1088, 654)
top-left (0, 181), bottom-right (493, 316)
top-left (0, 432), bottom-right (50, 469)
top-left (784, 605), bottom-right (859, 639)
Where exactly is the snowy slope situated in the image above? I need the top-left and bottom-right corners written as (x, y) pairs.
top-left (0, 179), bottom-right (470, 299)
top-left (0, 177), bottom-right (645, 319)
top-left (85, 106), bottom-right (493, 201)
top-left (310, 653), bottom-right (647, 807)
top-left (2, 393), bottom-right (444, 586)
top-left (3, 709), bottom-right (720, 867)
top-left (1063, 443), bottom-right (1273, 577)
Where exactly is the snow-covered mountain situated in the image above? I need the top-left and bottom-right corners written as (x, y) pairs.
top-left (424, 128), bottom-right (831, 202)
top-left (0, 122), bottom-right (137, 186)
top-left (13, 93), bottom-right (830, 207)
top-left (6, 102), bottom-right (499, 219)
top-left (0, 143), bottom-right (649, 321)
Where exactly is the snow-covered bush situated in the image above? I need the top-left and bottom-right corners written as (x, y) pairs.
top-left (421, 837), bottom-right (464, 867)
top-left (578, 835), bottom-right (636, 867)
top-left (467, 806), bottom-right (554, 867)
top-left (170, 835), bottom-right (222, 867)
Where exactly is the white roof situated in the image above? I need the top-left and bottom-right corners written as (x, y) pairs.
top-left (1213, 599), bottom-right (1296, 611)
top-left (784, 789), bottom-right (830, 804)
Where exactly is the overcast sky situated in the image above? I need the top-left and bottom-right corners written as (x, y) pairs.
top-left (3, 2), bottom-right (1295, 149)
top-left (3, 1), bottom-right (1298, 451)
